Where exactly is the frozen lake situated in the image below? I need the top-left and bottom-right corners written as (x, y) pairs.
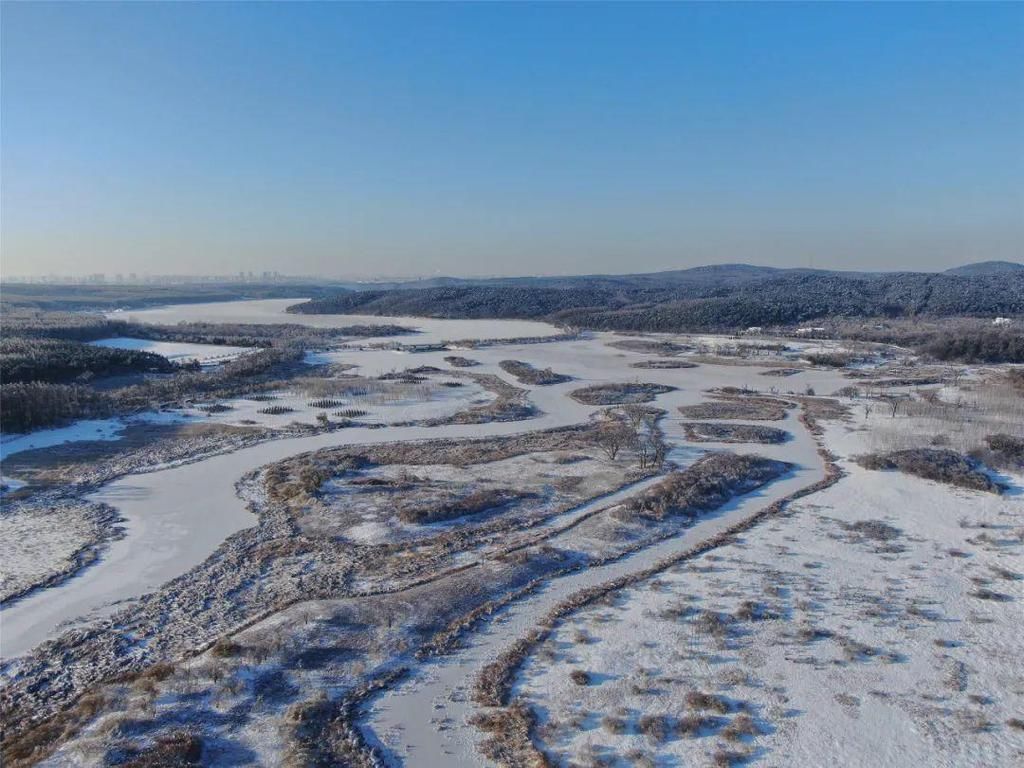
top-left (111, 298), bottom-right (563, 345)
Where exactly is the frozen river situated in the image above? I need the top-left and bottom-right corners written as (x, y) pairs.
top-left (2, 302), bottom-right (850, 666)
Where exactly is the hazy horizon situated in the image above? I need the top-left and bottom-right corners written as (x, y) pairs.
top-left (3, 3), bottom-right (1022, 279)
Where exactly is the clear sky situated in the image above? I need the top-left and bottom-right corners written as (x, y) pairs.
top-left (2, 2), bottom-right (1022, 279)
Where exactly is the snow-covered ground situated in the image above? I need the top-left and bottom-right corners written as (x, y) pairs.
top-left (1, 328), bottom-right (851, 659)
top-left (0, 502), bottom-right (122, 605)
top-left (512, 414), bottom-right (1023, 768)
top-left (7, 301), bottom-right (1023, 768)
top-left (89, 337), bottom-right (252, 365)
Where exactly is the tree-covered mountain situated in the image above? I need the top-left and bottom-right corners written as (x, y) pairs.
top-left (289, 270), bottom-right (1024, 332)
top-left (944, 261), bottom-right (1024, 277)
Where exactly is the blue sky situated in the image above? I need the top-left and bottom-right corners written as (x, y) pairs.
top-left (2, 2), bottom-right (1022, 278)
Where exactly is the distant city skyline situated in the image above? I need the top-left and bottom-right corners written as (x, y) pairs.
top-left (3, 2), bottom-right (1022, 278)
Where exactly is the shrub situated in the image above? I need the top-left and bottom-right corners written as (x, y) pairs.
top-left (676, 714), bottom-right (720, 737)
top-left (333, 408), bottom-right (368, 418)
top-left (121, 730), bottom-right (203, 767)
top-left (734, 600), bottom-right (774, 621)
top-left (498, 359), bottom-right (571, 385)
top-left (258, 404), bottom-right (295, 415)
top-left (601, 715), bottom-right (628, 734)
top-left (569, 669), bottom-right (591, 686)
top-left (712, 748), bottom-right (749, 767)
top-left (804, 352), bottom-right (857, 368)
top-left (630, 359), bottom-right (698, 369)
top-left (622, 454), bottom-right (790, 522)
top-left (608, 339), bottom-right (691, 356)
top-left (308, 398), bottom-right (345, 408)
top-left (397, 487), bottom-right (529, 524)
top-left (210, 638), bottom-right (243, 658)
top-left (721, 713), bottom-right (761, 742)
top-left (682, 422), bottom-right (789, 444)
top-left (685, 691), bottom-right (731, 714)
top-left (678, 398), bottom-right (788, 421)
top-left (570, 382), bottom-right (675, 405)
top-left (842, 519), bottom-right (903, 542)
top-left (857, 449), bottom-right (1002, 493)
top-left (923, 328), bottom-right (1024, 363)
top-left (444, 355), bottom-right (479, 367)
top-left (1, 691), bottom-right (109, 767)
top-left (971, 588), bottom-right (1013, 602)
top-left (636, 714), bottom-right (670, 742)
top-left (982, 433), bottom-right (1024, 468)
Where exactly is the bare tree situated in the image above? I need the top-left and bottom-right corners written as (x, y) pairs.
top-left (621, 403), bottom-right (649, 433)
top-left (634, 432), bottom-right (662, 470)
top-left (595, 424), bottom-right (631, 461)
top-left (882, 395), bottom-right (902, 418)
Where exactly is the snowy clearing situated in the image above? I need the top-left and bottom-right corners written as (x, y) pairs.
top-left (508, 416), bottom-right (1024, 768)
top-left (89, 337), bottom-right (252, 365)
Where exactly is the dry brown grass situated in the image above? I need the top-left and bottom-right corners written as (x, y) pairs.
top-left (2, 692), bottom-right (109, 768)
top-left (120, 730), bottom-right (203, 767)
top-left (678, 397), bottom-right (788, 421)
top-left (471, 701), bottom-right (553, 768)
top-left (682, 422), bottom-right (789, 444)
top-left (570, 382), bottom-right (675, 406)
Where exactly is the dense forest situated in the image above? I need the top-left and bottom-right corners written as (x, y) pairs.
top-left (0, 345), bottom-right (308, 433)
top-left (922, 328), bottom-right (1024, 364)
top-left (1, 337), bottom-right (175, 384)
top-left (1, 382), bottom-right (115, 433)
top-left (290, 271), bottom-right (1024, 333)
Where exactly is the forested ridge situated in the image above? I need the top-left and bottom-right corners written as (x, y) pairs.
top-left (290, 272), bottom-right (1024, 331)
